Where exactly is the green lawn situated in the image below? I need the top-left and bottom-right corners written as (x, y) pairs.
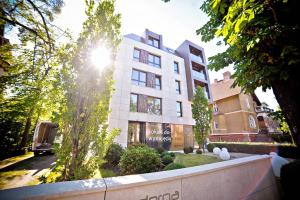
top-left (0, 152), bottom-right (34, 170)
top-left (174, 153), bottom-right (221, 167)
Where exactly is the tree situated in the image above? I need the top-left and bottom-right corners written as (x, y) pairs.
top-left (192, 87), bottom-right (212, 151)
top-left (197, 0), bottom-right (300, 147)
top-left (0, 0), bottom-right (65, 154)
top-left (55, 0), bottom-right (121, 180)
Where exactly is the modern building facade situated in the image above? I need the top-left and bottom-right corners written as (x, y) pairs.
top-left (108, 29), bottom-right (212, 150)
top-left (209, 71), bottom-right (260, 142)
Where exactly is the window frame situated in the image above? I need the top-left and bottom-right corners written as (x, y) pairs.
top-left (174, 62), bottom-right (179, 74)
top-left (147, 96), bottom-right (162, 115)
top-left (133, 48), bottom-right (140, 61)
top-left (148, 53), bottom-right (161, 68)
top-left (148, 36), bottom-right (160, 48)
top-left (130, 93), bottom-right (138, 112)
top-left (155, 75), bottom-right (161, 90)
top-left (131, 69), bottom-right (146, 86)
top-left (175, 80), bottom-right (181, 94)
top-left (176, 101), bottom-right (183, 117)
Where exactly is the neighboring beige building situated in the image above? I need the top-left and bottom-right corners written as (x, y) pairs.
top-left (109, 29), bottom-right (212, 150)
top-left (210, 71), bottom-right (259, 140)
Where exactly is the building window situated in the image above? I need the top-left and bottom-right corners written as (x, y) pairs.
top-left (174, 62), bottom-right (179, 74)
top-left (130, 94), bottom-right (138, 112)
top-left (131, 69), bottom-right (146, 86)
top-left (246, 98), bottom-right (250, 109)
top-left (148, 54), bottom-right (161, 68)
top-left (249, 115), bottom-right (256, 128)
top-left (147, 97), bottom-right (161, 115)
top-left (176, 101), bottom-right (182, 117)
top-left (213, 103), bottom-right (218, 113)
top-left (175, 80), bottom-right (181, 94)
top-left (133, 48), bottom-right (140, 60)
top-left (148, 36), bottom-right (160, 48)
top-left (213, 121), bottom-right (219, 129)
top-left (155, 76), bottom-right (161, 90)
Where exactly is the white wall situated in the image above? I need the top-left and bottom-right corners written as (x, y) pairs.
top-left (109, 37), bottom-right (194, 147)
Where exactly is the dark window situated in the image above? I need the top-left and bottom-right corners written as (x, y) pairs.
top-left (148, 54), bottom-right (161, 68)
top-left (130, 94), bottom-right (138, 112)
top-left (175, 80), bottom-right (181, 94)
top-left (148, 36), bottom-right (160, 48)
top-left (174, 62), bottom-right (179, 74)
top-left (147, 97), bottom-right (161, 115)
top-left (176, 101), bottom-right (182, 117)
top-left (131, 69), bottom-right (146, 86)
top-left (155, 76), bottom-right (161, 90)
top-left (133, 48), bottom-right (140, 60)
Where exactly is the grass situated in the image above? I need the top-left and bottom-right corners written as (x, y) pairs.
top-left (174, 153), bottom-right (221, 167)
top-left (0, 170), bottom-right (29, 189)
top-left (0, 152), bottom-right (34, 170)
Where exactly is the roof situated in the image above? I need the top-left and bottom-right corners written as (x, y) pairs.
top-left (211, 78), bottom-right (242, 101)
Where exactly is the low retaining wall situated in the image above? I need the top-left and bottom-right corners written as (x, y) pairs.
top-left (0, 155), bottom-right (279, 200)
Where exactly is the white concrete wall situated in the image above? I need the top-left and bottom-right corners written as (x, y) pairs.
top-left (109, 37), bottom-right (194, 147)
top-left (0, 155), bottom-right (279, 200)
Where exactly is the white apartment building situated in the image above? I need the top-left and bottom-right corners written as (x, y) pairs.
top-left (109, 29), bottom-right (212, 150)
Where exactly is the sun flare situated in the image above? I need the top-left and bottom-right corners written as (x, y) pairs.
top-left (90, 46), bottom-right (111, 69)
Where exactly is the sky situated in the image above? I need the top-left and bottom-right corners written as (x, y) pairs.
top-left (55, 0), bottom-right (279, 109)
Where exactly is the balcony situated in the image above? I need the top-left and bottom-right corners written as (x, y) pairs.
top-left (190, 53), bottom-right (204, 64)
top-left (192, 70), bottom-right (206, 81)
top-left (255, 106), bottom-right (273, 113)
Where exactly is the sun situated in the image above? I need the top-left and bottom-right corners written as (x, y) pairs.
top-left (90, 45), bottom-right (111, 70)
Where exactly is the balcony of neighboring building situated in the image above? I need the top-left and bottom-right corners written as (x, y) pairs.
top-left (255, 106), bottom-right (274, 113)
top-left (189, 45), bottom-right (204, 64)
top-left (191, 61), bottom-right (207, 81)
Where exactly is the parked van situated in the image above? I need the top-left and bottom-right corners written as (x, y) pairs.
top-left (32, 121), bottom-right (58, 156)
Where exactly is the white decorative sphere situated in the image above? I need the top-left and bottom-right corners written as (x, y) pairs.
top-left (213, 147), bottom-right (221, 155)
top-left (219, 150), bottom-right (230, 160)
top-left (221, 147), bottom-right (228, 152)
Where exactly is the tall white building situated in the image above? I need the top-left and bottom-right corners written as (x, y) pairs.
top-left (109, 29), bottom-right (212, 150)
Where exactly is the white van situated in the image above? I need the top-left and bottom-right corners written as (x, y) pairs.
top-left (32, 121), bottom-right (58, 156)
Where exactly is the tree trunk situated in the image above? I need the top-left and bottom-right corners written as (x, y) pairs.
top-left (272, 72), bottom-right (300, 147)
top-left (19, 116), bottom-right (31, 150)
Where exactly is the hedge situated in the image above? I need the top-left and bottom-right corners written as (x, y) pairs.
top-left (207, 142), bottom-right (300, 158)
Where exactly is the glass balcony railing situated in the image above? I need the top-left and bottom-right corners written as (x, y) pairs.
top-left (192, 70), bottom-right (206, 80)
top-left (193, 88), bottom-right (209, 99)
top-left (190, 53), bottom-right (204, 64)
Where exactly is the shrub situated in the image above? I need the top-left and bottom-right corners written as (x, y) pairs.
top-left (183, 146), bottom-right (194, 154)
top-left (280, 160), bottom-right (300, 199)
top-left (207, 142), bottom-right (300, 158)
top-left (161, 155), bottom-right (173, 166)
top-left (269, 133), bottom-right (293, 144)
top-left (100, 168), bottom-right (116, 178)
top-left (160, 151), bottom-right (175, 158)
top-left (119, 147), bottom-right (161, 175)
top-left (196, 149), bottom-right (202, 154)
top-left (127, 143), bottom-right (148, 149)
top-left (164, 163), bottom-right (186, 171)
top-left (207, 143), bottom-right (216, 152)
top-left (104, 143), bottom-right (124, 167)
top-left (155, 147), bottom-right (165, 154)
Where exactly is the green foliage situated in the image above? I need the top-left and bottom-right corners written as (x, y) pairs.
top-left (0, 0), bottom-right (66, 156)
top-left (183, 146), bottom-right (194, 154)
top-left (104, 143), bottom-right (124, 167)
top-left (161, 151), bottom-right (175, 158)
top-left (127, 143), bottom-right (148, 149)
top-left (55, 0), bottom-right (121, 180)
top-left (164, 163), bottom-right (185, 171)
top-left (161, 155), bottom-right (173, 166)
top-left (191, 87), bottom-right (212, 150)
top-left (99, 168), bottom-right (116, 178)
top-left (197, 0), bottom-right (300, 146)
top-left (207, 143), bottom-right (216, 152)
top-left (155, 147), bottom-right (165, 154)
top-left (119, 147), bottom-right (161, 175)
top-left (196, 149), bottom-right (203, 154)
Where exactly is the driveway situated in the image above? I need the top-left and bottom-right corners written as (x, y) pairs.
top-left (0, 155), bottom-right (56, 189)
